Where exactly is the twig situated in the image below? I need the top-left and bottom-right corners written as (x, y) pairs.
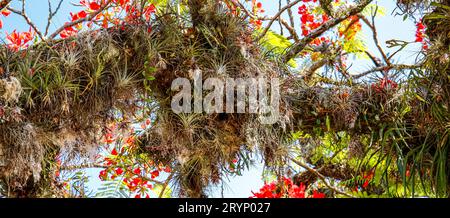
top-left (158, 172), bottom-right (174, 198)
top-left (60, 163), bottom-right (109, 171)
top-left (255, 0), bottom-right (301, 41)
top-left (352, 64), bottom-right (421, 79)
top-left (286, 0), bottom-right (296, 29)
top-left (358, 11), bottom-right (390, 68)
top-left (280, 18), bottom-right (299, 42)
top-left (45, 0), bottom-right (64, 36)
top-left (290, 157), bottom-right (356, 198)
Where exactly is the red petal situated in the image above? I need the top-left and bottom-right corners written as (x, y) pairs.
top-left (78, 10), bottom-right (88, 19)
top-left (1, 9), bottom-right (11, 17)
top-left (89, 2), bottom-right (101, 10)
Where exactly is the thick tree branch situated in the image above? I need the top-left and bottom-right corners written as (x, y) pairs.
top-left (0, 0), bottom-right (11, 11)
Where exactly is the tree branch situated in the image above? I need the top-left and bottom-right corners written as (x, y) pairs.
top-left (351, 63), bottom-right (421, 79)
top-left (7, 1), bottom-right (45, 42)
top-left (290, 157), bottom-right (355, 198)
top-left (0, 0), bottom-right (11, 11)
top-left (158, 172), bottom-right (174, 198)
top-left (255, 0), bottom-right (301, 41)
top-left (48, 0), bottom-right (113, 39)
top-left (45, 0), bottom-right (64, 36)
top-left (282, 0), bottom-right (373, 63)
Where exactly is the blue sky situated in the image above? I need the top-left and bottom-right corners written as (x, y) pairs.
top-left (1, 0), bottom-right (421, 197)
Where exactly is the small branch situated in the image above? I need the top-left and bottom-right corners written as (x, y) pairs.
top-left (282, 0), bottom-right (373, 63)
top-left (60, 163), bottom-right (165, 185)
top-left (45, 0), bottom-right (64, 36)
top-left (358, 12), bottom-right (390, 68)
top-left (280, 18), bottom-right (299, 42)
top-left (303, 54), bottom-right (335, 81)
top-left (290, 157), bottom-right (356, 198)
top-left (255, 0), bottom-right (301, 41)
top-left (286, 0), bottom-right (296, 29)
top-left (60, 163), bottom-right (109, 170)
top-left (48, 0), bottom-right (113, 39)
top-left (278, 0), bottom-right (283, 36)
top-left (7, 1), bottom-right (45, 41)
top-left (352, 64), bottom-right (421, 79)
top-left (158, 172), bottom-right (174, 198)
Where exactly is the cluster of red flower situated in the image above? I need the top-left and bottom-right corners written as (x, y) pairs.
top-left (415, 21), bottom-right (428, 50)
top-left (60, 0), bottom-right (156, 39)
top-left (249, 1), bottom-right (264, 28)
top-left (5, 29), bottom-right (35, 52)
top-left (251, 177), bottom-right (325, 198)
top-left (1, 6), bottom-right (35, 51)
top-left (298, 1), bottom-right (330, 37)
top-left (98, 137), bottom-right (171, 198)
top-left (297, 0), bottom-right (337, 47)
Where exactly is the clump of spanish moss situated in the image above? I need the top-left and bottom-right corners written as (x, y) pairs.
top-left (0, 122), bottom-right (45, 195)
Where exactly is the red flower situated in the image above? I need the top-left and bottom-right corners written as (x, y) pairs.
top-left (59, 25), bottom-right (78, 39)
top-left (362, 180), bottom-right (369, 188)
top-left (132, 177), bottom-right (142, 185)
top-left (133, 168), bottom-right (141, 175)
top-left (89, 2), bottom-right (101, 11)
top-left (150, 170), bottom-right (159, 179)
top-left (1, 9), bottom-right (11, 17)
top-left (111, 148), bottom-right (118, 156)
top-left (415, 21), bottom-right (428, 50)
top-left (99, 170), bottom-right (108, 180)
top-left (312, 190), bottom-right (326, 198)
top-left (70, 11), bottom-right (88, 21)
top-left (5, 29), bottom-right (35, 51)
top-left (288, 184), bottom-right (306, 198)
top-left (163, 166), bottom-right (171, 173)
top-left (298, 5), bottom-right (307, 15)
top-left (115, 167), bottom-right (124, 175)
top-left (144, 4), bottom-right (156, 16)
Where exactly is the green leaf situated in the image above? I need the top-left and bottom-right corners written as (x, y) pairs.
top-left (258, 30), bottom-right (298, 68)
top-left (153, 184), bottom-right (172, 198)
